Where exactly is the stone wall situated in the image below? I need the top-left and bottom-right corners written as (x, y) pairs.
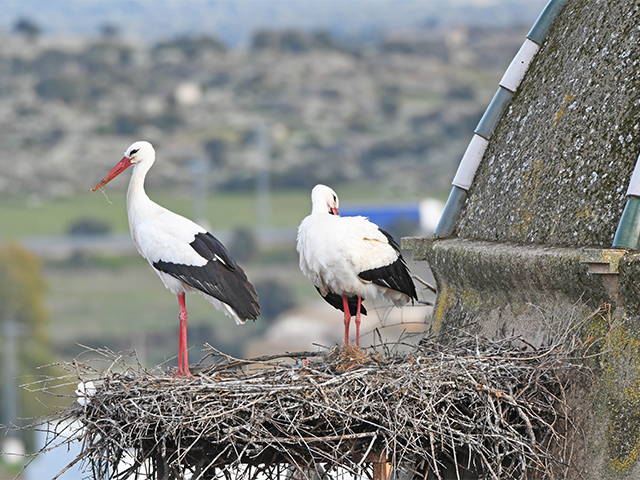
top-left (456, 0), bottom-right (640, 247)
top-left (404, 1), bottom-right (640, 477)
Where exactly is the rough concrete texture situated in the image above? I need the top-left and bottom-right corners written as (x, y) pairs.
top-left (404, 1), bottom-right (640, 477)
top-left (456, 0), bottom-right (640, 246)
top-left (403, 235), bottom-right (640, 479)
top-left (403, 237), bottom-right (611, 337)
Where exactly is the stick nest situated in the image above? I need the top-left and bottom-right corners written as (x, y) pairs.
top-left (28, 333), bottom-right (592, 480)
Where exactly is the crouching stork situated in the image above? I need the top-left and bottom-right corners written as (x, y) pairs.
top-left (297, 184), bottom-right (417, 346)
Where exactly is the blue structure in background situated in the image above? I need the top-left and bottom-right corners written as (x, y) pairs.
top-left (339, 203), bottom-right (421, 231)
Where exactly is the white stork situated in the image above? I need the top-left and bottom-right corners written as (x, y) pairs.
top-left (297, 184), bottom-right (418, 346)
top-left (92, 141), bottom-right (260, 376)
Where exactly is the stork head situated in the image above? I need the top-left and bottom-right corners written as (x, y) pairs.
top-left (92, 141), bottom-right (155, 191)
top-left (311, 184), bottom-right (340, 216)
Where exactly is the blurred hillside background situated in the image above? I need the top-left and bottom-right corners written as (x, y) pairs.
top-left (0, 0), bottom-right (547, 475)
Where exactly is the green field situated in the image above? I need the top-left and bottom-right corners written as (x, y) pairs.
top-left (0, 189), bottom-right (306, 238)
top-left (0, 184), bottom-right (429, 238)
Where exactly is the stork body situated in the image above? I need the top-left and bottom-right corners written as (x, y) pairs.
top-left (93, 141), bottom-right (259, 375)
top-left (297, 184), bottom-right (417, 346)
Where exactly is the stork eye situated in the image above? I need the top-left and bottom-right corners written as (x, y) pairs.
top-left (130, 148), bottom-right (139, 155)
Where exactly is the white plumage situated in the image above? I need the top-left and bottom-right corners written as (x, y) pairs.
top-left (297, 184), bottom-right (417, 346)
top-left (92, 141), bottom-right (260, 375)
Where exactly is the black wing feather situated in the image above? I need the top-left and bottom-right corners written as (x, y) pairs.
top-left (153, 232), bottom-right (259, 321)
top-left (316, 287), bottom-right (367, 316)
top-left (190, 232), bottom-right (238, 270)
top-left (357, 228), bottom-right (418, 301)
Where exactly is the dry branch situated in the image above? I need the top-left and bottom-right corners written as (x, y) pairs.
top-left (23, 332), bottom-right (592, 480)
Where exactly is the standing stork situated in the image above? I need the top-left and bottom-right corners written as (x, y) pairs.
top-left (92, 141), bottom-right (260, 376)
top-left (297, 184), bottom-right (418, 346)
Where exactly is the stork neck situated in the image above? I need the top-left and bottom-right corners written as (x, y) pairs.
top-left (126, 160), bottom-right (155, 223)
top-left (312, 204), bottom-right (333, 216)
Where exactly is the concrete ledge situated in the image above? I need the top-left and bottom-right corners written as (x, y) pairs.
top-left (402, 235), bottom-right (640, 478)
top-left (402, 237), bottom-right (618, 338)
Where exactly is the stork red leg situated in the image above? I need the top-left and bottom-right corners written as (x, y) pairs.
top-left (342, 295), bottom-right (351, 345)
top-left (355, 296), bottom-right (362, 347)
top-left (177, 293), bottom-right (191, 376)
top-left (177, 295), bottom-right (184, 373)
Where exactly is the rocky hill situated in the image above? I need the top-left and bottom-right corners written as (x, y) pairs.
top-left (0, 25), bottom-right (529, 199)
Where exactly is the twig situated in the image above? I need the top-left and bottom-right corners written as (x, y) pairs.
top-left (20, 329), bottom-right (597, 480)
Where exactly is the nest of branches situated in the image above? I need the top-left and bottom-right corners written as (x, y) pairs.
top-left (27, 330), bottom-right (594, 480)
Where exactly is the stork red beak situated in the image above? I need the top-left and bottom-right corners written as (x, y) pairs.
top-left (331, 207), bottom-right (340, 216)
top-left (91, 156), bottom-right (132, 191)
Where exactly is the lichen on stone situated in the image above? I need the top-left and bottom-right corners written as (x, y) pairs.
top-left (455, 1), bottom-right (640, 248)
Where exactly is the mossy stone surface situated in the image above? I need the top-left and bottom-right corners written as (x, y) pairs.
top-left (405, 2), bottom-right (640, 477)
top-left (456, 0), bottom-right (640, 247)
top-left (403, 235), bottom-right (640, 478)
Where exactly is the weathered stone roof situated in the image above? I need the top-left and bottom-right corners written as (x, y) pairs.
top-left (456, 0), bottom-right (640, 247)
